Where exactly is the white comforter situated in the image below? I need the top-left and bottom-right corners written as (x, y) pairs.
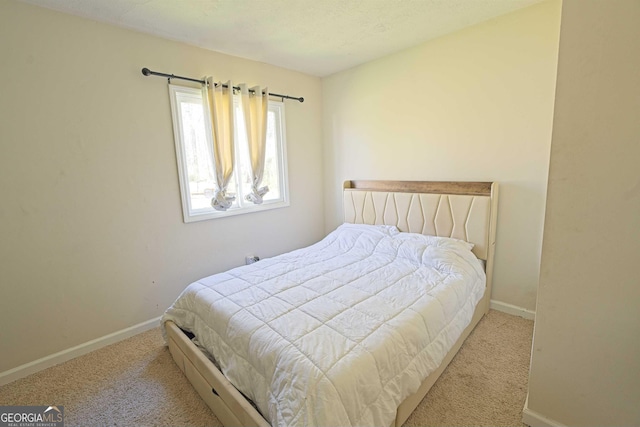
top-left (162, 224), bottom-right (486, 427)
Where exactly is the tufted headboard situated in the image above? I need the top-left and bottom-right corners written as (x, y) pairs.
top-left (343, 180), bottom-right (499, 293)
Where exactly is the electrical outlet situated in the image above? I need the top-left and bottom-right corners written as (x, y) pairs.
top-left (245, 255), bottom-right (260, 265)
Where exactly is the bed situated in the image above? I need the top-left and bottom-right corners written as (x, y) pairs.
top-left (162, 180), bottom-right (499, 427)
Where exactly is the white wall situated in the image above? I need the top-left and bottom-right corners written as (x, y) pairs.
top-left (525, 1), bottom-right (640, 425)
top-left (0, 0), bottom-right (324, 373)
top-left (322, 1), bottom-right (561, 312)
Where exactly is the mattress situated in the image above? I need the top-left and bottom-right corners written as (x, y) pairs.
top-left (162, 223), bottom-right (486, 427)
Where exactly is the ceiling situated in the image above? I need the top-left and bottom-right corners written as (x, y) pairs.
top-left (20, 0), bottom-right (544, 77)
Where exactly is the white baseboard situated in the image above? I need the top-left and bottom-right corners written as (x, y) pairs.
top-left (0, 316), bottom-right (162, 387)
top-left (522, 395), bottom-right (566, 427)
top-left (490, 299), bottom-right (536, 320)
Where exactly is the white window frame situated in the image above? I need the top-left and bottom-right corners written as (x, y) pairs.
top-left (169, 84), bottom-right (290, 223)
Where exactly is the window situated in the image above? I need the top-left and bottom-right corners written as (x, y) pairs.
top-left (169, 84), bottom-right (289, 222)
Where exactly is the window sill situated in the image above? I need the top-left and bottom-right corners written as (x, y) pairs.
top-left (183, 199), bottom-right (290, 223)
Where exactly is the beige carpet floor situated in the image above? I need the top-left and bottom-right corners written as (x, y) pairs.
top-left (0, 310), bottom-right (533, 426)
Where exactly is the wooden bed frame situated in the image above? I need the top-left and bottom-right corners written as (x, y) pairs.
top-left (164, 180), bottom-right (499, 427)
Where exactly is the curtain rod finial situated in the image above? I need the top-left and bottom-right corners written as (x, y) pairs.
top-left (142, 67), bottom-right (151, 76)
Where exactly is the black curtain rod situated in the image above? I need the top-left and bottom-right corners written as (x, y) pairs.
top-left (141, 68), bottom-right (304, 103)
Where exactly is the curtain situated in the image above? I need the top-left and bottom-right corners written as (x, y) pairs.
top-left (240, 84), bottom-right (269, 204)
top-left (203, 77), bottom-right (235, 211)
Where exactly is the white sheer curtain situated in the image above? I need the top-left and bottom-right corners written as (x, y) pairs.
top-left (239, 84), bottom-right (269, 204)
top-left (203, 77), bottom-right (235, 211)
